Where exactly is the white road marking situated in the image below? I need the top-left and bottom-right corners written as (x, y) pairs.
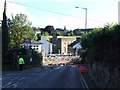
top-left (56, 66), bottom-right (63, 69)
top-left (6, 74), bottom-right (21, 76)
top-left (77, 70), bottom-right (89, 89)
top-left (6, 84), bottom-right (17, 88)
top-left (3, 82), bottom-right (12, 88)
top-left (49, 66), bottom-right (63, 72)
top-left (18, 77), bottom-right (26, 81)
top-left (80, 72), bottom-right (89, 89)
top-left (24, 85), bottom-right (28, 88)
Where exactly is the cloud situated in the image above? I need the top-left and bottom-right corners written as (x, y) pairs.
top-left (0, 0), bottom-right (4, 20)
top-left (1, 0), bottom-right (118, 30)
top-left (7, 1), bottom-right (26, 18)
top-left (59, 17), bottom-right (84, 29)
top-left (0, 0), bottom-right (37, 27)
top-left (39, 16), bottom-right (85, 30)
top-left (45, 17), bottom-right (58, 26)
top-left (0, 0), bottom-right (27, 20)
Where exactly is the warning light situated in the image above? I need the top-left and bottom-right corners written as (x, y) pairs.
top-left (61, 57), bottom-right (64, 60)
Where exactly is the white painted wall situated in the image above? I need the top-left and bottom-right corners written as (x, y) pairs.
top-left (73, 43), bottom-right (82, 50)
top-left (39, 36), bottom-right (53, 56)
top-left (20, 43), bottom-right (42, 53)
top-left (31, 44), bottom-right (42, 53)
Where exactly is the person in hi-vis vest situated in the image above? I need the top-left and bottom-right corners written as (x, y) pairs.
top-left (19, 57), bottom-right (25, 70)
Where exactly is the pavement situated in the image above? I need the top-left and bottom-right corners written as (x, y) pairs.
top-left (2, 65), bottom-right (97, 89)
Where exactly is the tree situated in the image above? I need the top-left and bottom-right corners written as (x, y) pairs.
top-left (73, 29), bottom-right (82, 36)
top-left (44, 25), bottom-right (55, 35)
top-left (56, 28), bottom-right (65, 35)
top-left (53, 32), bottom-right (62, 36)
top-left (81, 24), bottom-right (120, 63)
top-left (9, 13), bottom-right (34, 48)
top-left (2, 0), bottom-right (9, 55)
top-left (67, 30), bottom-right (74, 36)
top-left (44, 32), bottom-right (49, 36)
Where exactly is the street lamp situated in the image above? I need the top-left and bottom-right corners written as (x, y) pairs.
top-left (75, 6), bottom-right (87, 29)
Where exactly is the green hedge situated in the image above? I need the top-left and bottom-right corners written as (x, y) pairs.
top-left (32, 50), bottom-right (42, 66)
top-left (81, 24), bottom-right (120, 65)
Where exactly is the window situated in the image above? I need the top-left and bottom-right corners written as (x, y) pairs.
top-left (36, 48), bottom-right (38, 50)
top-left (64, 47), bottom-right (66, 53)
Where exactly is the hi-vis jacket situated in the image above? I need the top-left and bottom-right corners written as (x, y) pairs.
top-left (19, 58), bottom-right (25, 64)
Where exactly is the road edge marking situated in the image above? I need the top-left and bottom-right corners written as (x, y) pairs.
top-left (76, 65), bottom-right (89, 89)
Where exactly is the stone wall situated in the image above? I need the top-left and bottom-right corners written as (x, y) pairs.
top-left (88, 62), bottom-right (119, 88)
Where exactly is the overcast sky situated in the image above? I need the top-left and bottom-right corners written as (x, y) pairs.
top-left (0, 0), bottom-right (119, 30)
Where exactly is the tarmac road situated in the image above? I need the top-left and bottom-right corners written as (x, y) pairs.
top-left (2, 65), bottom-right (87, 89)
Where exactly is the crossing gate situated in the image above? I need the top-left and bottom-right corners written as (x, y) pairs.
top-left (42, 55), bottom-right (81, 66)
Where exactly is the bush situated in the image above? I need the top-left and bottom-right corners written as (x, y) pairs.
top-left (81, 24), bottom-right (120, 65)
top-left (32, 50), bottom-right (43, 66)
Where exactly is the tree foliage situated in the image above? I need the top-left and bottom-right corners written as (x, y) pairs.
top-left (67, 30), bottom-right (74, 36)
top-left (9, 13), bottom-right (34, 48)
top-left (73, 29), bottom-right (82, 36)
top-left (44, 25), bottom-right (55, 34)
top-left (44, 32), bottom-right (49, 36)
top-left (81, 23), bottom-right (120, 64)
top-left (2, 2), bottom-right (9, 55)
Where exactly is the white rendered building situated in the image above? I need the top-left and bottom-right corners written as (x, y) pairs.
top-left (20, 40), bottom-right (43, 53)
top-left (38, 36), bottom-right (53, 56)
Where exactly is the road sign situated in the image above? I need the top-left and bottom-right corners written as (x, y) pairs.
top-left (61, 57), bottom-right (64, 61)
top-left (24, 38), bottom-right (31, 43)
top-left (78, 64), bottom-right (88, 72)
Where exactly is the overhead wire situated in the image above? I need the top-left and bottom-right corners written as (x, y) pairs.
top-left (8, 1), bottom-right (105, 23)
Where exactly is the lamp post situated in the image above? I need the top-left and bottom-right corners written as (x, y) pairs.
top-left (75, 6), bottom-right (87, 29)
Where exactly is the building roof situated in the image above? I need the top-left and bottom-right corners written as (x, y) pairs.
top-left (20, 40), bottom-right (43, 45)
top-left (68, 40), bottom-right (80, 47)
top-left (31, 40), bottom-right (43, 44)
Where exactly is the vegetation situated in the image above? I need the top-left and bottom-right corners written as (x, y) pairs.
top-left (8, 13), bottom-right (35, 48)
top-left (73, 29), bottom-right (82, 36)
top-left (32, 50), bottom-right (43, 66)
top-left (34, 25), bottom-right (90, 38)
top-left (3, 48), bottom-right (43, 70)
top-left (2, 3), bottom-right (9, 57)
top-left (2, 13), bottom-right (43, 70)
top-left (81, 24), bottom-right (120, 65)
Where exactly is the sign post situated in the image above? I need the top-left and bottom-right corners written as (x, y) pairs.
top-left (24, 38), bottom-right (31, 49)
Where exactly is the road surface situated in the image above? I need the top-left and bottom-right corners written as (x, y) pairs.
top-left (2, 65), bottom-right (87, 88)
